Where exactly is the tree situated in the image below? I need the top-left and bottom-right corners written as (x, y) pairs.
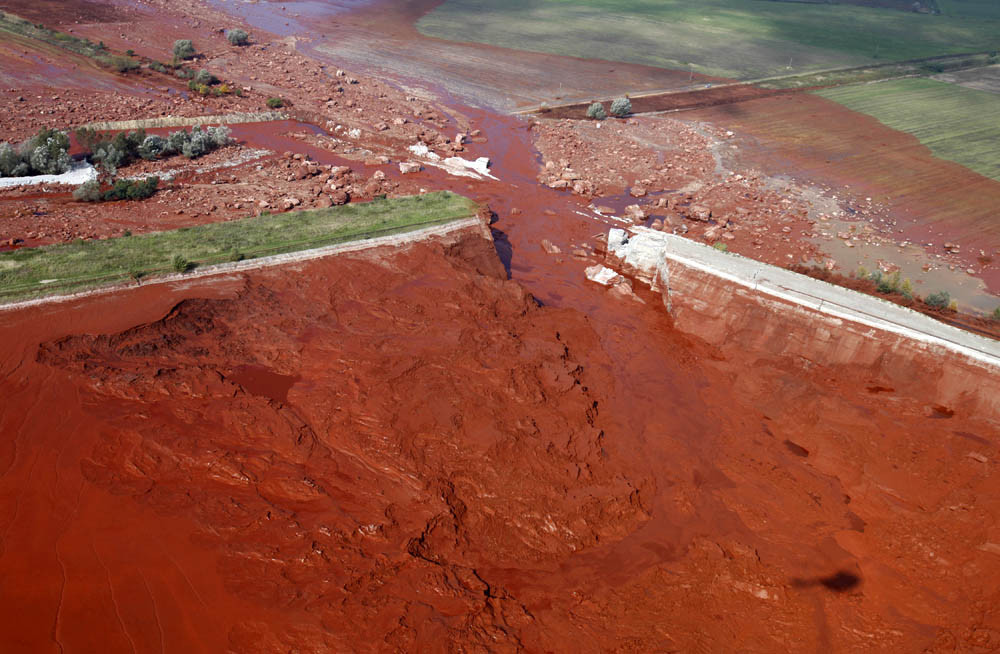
top-left (173, 39), bottom-right (196, 60)
top-left (193, 69), bottom-right (218, 85)
top-left (138, 135), bottom-right (168, 160)
top-left (226, 29), bottom-right (249, 46)
top-left (586, 102), bottom-right (606, 120)
top-left (610, 96), bottom-right (632, 117)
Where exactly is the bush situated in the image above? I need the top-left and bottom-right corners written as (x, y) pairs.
top-left (713, 241), bottom-right (728, 252)
top-left (226, 29), bottom-right (249, 46)
top-left (171, 254), bottom-right (191, 272)
top-left (992, 306), bottom-right (1000, 322)
top-left (109, 55), bottom-right (139, 73)
top-left (875, 270), bottom-right (900, 294)
top-left (0, 142), bottom-right (20, 176)
top-left (194, 69), bottom-right (218, 85)
top-left (900, 278), bottom-right (914, 299)
top-left (150, 61), bottom-right (168, 73)
top-left (586, 102), bottom-right (606, 120)
top-left (266, 97), bottom-right (284, 109)
top-left (188, 81), bottom-right (212, 95)
top-left (88, 129), bottom-right (146, 174)
top-left (610, 96), bottom-right (632, 117)
top-left (102, 176), bottom-right (159, 202)
top-left (138, 134), bottom-right (168, 160)
top-left (166, 129), bottom-right (190, 154)
top-left (924, 290), bottom-right (951, 309)
top-left (181, 127), bottom-right (212, 158)
top-left (173, 39), bottom-right (196, 60)
top-left (206, 125), bottom-right (232, 148)
top-left (72, 179), bottom-right (102, 202)
top-left (0, 128), bottom-right (71, 177)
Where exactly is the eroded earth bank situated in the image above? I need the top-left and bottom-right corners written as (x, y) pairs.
top-left (1, 0), bottom-right (1000, 652)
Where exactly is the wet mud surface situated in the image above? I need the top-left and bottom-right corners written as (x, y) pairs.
top-left (3, 111), bottom-right (1000, 651)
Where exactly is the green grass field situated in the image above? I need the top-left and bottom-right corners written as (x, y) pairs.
top-left (417, 0), bottom-right (1000, 79)
top-left (815, 78), bottom-right (1000, 181)
top-left (0, 191), bottom-right (478, 302)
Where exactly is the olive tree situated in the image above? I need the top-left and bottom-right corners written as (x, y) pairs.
top-left (586, 102), bottom-right (607, 120)
top-left (173, 39), bottom-right (196, 60)
top-left (610, 96), bottom-right (632, 117)
top-left (226, 29), bottom-right (249, 46)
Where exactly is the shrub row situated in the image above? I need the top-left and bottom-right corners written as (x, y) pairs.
top-left (73, 176), bottom-right (159, 202)
top-left (856, 266), bottom-right (958, 311)
top-left (0, 128), bottom-right (71, 177)
top-left (586, 97), bottom-right (631, 120)
top-left (75, 125), bottom-right (232, 174)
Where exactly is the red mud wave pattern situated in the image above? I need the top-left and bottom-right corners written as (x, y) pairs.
top-left (1, 231), bottom-right (650, 652)
top-left (2, 225), bottom-right (1000, 652)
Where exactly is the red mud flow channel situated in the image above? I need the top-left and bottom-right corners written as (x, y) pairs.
top-left (2, 98), bottom-right (1000, 651)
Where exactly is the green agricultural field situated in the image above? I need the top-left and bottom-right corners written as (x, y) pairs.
top-left (417, 0), bottom-right (1000, 79)
top-left (815, 78), bottom-right (1000, 181)
top-left (0, 191), bottom-right (478, 302)
top-left (936, 0), bottom-right (1000, 19)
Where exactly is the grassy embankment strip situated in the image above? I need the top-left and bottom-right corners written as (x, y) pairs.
top-left (0, 10), bottom-right (137, 70)
top-left (0, 191), bottom-right (479, 302)
top-left (815, 78), bottom-right (1000, 181)
top-left (418, 0), bottom-right (1000, 79)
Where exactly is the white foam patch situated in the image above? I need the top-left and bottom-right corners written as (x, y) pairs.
top-left (0, 161), bottom-right (97, 189)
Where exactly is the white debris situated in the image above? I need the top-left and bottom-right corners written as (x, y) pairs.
top-left (408, 143), bottom-right (496, 180)
top-left (408, 143), bottom-right (440, 160)
top-left (584, 264), bottom-right (620, 286)
top-left (439, 156), bottom-right (496, 180)
top-left (0, 161), bottom-right (97, 189)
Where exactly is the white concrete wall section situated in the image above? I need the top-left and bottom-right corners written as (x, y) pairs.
top-left (607, 227), bottom-right (1000, 370)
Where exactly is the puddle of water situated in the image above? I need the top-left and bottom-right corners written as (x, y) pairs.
top-left (228, 364), bottom-right (299, 403)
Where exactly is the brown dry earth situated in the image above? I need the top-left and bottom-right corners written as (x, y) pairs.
top-left (684, 94), bottom-right (1000, 294)
top-left (1, 0), bottom-right (1000, 651)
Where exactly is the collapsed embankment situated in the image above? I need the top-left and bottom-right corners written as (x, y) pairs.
top-left (601, 226), bottom-right (1000, 412)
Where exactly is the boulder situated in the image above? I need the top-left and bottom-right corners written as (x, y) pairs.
top-left (686, 204), bottom-right (712, 221)
top-left (624, 204), bottom-right (646, 223)
top-left (399, 162), bottom-right (422, 174)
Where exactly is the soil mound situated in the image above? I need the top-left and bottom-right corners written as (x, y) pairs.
top-left (27, 230), bottom-right (650, 650)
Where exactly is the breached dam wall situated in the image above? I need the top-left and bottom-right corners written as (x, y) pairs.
top-left (604, 227), bottom-right (1000, 413)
